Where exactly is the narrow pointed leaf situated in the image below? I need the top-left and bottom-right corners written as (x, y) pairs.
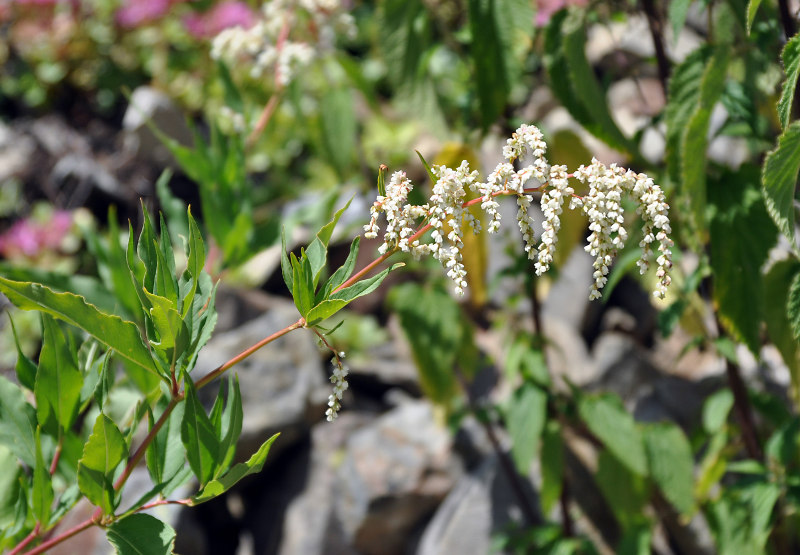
top-left (506, 382), bottom-right (547, 474)
top-left (291, 253), bottom-right (314, 317)
top-left (0, 277), bottom-right (157, 375)
top-left (137, 205), bottom-right (159, 293)
top-left (181, 379), bottom-right (218, 485)
top-left (35, 315), bottom-right (82, 434)
top-left (316, 197), bottom-right (353, 247)
top-left (107, 513), bottom-right (176, 555)
top-left (788, 270), bottom-right (800, 341)
top-left (146, 401), bottom-right (186, 485)
top-left (416, 150), bottom-right (438, 184)
top-left (183, 207), bottom-right (205, 318)
top-left (78, 413), bottom-right (126, 514)
top-left (216, 375), bottom-right (243, 476)
top-left (8, 313), bottom-right (36, 391)
top-left (191, 434), bottom-right (279, 505)
top-left (329, 263), bottom-right (404, 303)
top-left (280, 227), bottom-right (293, 294)
top-left (32, 428), bottom-right (53, 528)
top-left (325, 236), bottom-right (361, 295)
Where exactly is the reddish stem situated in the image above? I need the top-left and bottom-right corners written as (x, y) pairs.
top-left (22, 516), bottom-right (96, 555)
top-left (9, 524), bottom-right (40, 555)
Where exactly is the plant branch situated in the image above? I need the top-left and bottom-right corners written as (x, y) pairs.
top-left (640, 0), bottom-right (671, 97)
top-left (22, 516), bottom-right (97, 555)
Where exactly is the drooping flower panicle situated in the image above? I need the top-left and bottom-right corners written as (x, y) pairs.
top-left (364, 125), bottom-right (673, 301)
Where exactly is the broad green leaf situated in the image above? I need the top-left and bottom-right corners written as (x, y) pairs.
top-left (709, 167), bottom-right (777, 353)
top-left (703, 389), bottom-right (734, 434)
top-left (696, 430), bottom-right (729, 501)
top-left (668, 0), bottom-right (691, 39)
top-left (644, 423), bottom-right (695, 516)
top-left (107, 513), bottom-right (176, 555)
top-left (0, 277), bottom-right (157, 376)
top-left (35, 315), bottom-right (82, 434)
top-left (78, 413), bottom-right (126, 514)
top-left (324, 236), bottom-right (361, 296)
top-left (388, 284), bottom-right (467, 405)
top-left (595, 449), bottom-right (649, 529)
top-left (181, 379), bottom-right (218, 485)
top-left (561, 11), bottom-right (635, 153)
top-left (8, 313), bottom-right (36, 391)
top-left (765, 261), bottom-right (800, 383)
top-left (789, 270), bottom-right (800, 342)
top-left (762, 120), bottom-right (800, 247)
top-left (215, 375), bottom-right (243, 475)
top-left (539, 422), bottom-right (563, 515)
top-left (144, 290), bottom-right (187, 354)
top-left (191, 433), bottom-right (279, 505)
top-left (665, 48), bottom-right (710, 183)
top-left (291, 253), bottom-right (315, 318)
top-left (32, 428), bottom-right (53, 528)
top-left (319, 88), bottom-right (357, 177)
top-left (0, 445), bottom-right (21, 530)
top-left (504, 334), bottom-right (550, 387)
top-left (578, 394), bottom-right (647, 476)
top-left (182, 207), bottom-right (205, 318)
top-left (378, 0), bottom-right (431, 89)
top-left (765, 418), bottom-right (800, 468)
top-left (0, 264), bottom-right (120, 318)
top-left (91, 351), bottom-right (114, 410)
top-left (681, 47), bottom-right (729, 234)
top-left (468, 0), bottom-right (532, 131)
top-left (779, 34), bottom-right (800, 129)
top-left (0, 375), bottom-right (38, 466)
top-left (506, 382), bottom-right (547, 474)
top-left (146, 401), bottom-right (186, 486)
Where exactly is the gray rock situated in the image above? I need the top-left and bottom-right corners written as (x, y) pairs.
top-left (0, 121), bottom-right (35, 183)
top-left (542, 246), bottom-right (602, 336)
top-left (416, 455), bottom-right (526, 555)
top-left (122, 86), bottom-right (193, 168)
top-left (30, 114), bottom-right (91, 158)
top-left (50, 153), bottom-right (128, 205)
top-left (335, 400), bottom-right (461, 555)
top-left (192, 298), bottom-right (329, 457)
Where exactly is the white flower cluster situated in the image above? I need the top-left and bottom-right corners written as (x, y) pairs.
top-left (364, 125), bottom-right (673, 301)
top-left (325, 352), bottom-right (349, 422)
top-left (211, 0), bottom-right (355, 87)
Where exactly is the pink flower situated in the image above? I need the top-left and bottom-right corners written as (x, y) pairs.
top-left (183, 1), bottom-right (255, 39)
top-left (0, 210), bottom-right (73, 258)
top-left (116, 0), bottom-right (180, 28)
top-left (535, 0), bottom-right (588, 26)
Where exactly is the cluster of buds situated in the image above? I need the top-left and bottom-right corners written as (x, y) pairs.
top-left (325, 352), bottom-right (349, 422)
top-left (365, 124), bottom-right (673, 301)
top-left (210, 0), bottom-right (355, 87)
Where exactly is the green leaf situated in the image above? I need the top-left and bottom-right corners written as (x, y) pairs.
top-left (788, 270), bottom-right (800, 342)
top-left (746, 0), bottom-right (763, 34)
top-left (146, 401), bottom-right (186, 486)
top-left (324, 236), bottom-right (361, 296)
top-left (765, 261), bottom-right (800, 381)
top-left (468, 0), bottom-right (532, 131)
top-left (107, 513), bottom-right (176, 555)
top-left (280, 227), bottom-right (293, 294)
top-left (183, 207), bottom-right (205, 318)
top-left (137, 205), bottom-right (159, 293)
top-left (665, 47), bottom-right (710, 183)
top-left (762, 120), bottom-right (800, 247)
top-left (709, 167), bottom-right (777, 353)
top-left (316, 198), bottom-right (353, 248)
top-left (291, 253), bottom-right (315, 317)
top-left (644, 423), bottom-right (695, 516)
top-left (215, 375), bottom-right (243, 476)
top-left (191, 433), bottom-right (279, 505)
top-left (181, 379), bottom-right (219, 485)
top-left (32, 428), bottom-right (53, 528)
top-left (703, 389), bottom-right (734, 434)
top-left (388, 284), bottom-right (467, 405)
top-left (668, 0), bottom-right (692, 39)
top-left (416, 150), bottom-right (438, 184)
top-left (561, 11), bottom-right (635, 153)
top-left (0, 445), bottom-right (21, 531)
top-left (35, 315), bottom-right (82, 434)
top-left (144, 290), bottom-right (187, 354)
top-left (779, 34), bottom-right (800, 129)
top-left (506, 382), bottom-right (547, 474)
top-left (539, 422), bottom-right (563, 515)
top-left (155, 214), bottom-right (178, 304)
top-left (78, 413), bottom-right (127, 514)
top-left (595, 449), bottom-right (649, 529)
top-left (8, 313), bottom-right (36, 391)
top-left (578, 394), bottom-right (647, 476)
top-left (0, 277), bottom-right (158, 376)
top-left (681, 47), bottom-right (729, 233)
top-left (319, 88), bottom-right (357, 177)
top-left (0, 375), bottom-right (38, 467)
